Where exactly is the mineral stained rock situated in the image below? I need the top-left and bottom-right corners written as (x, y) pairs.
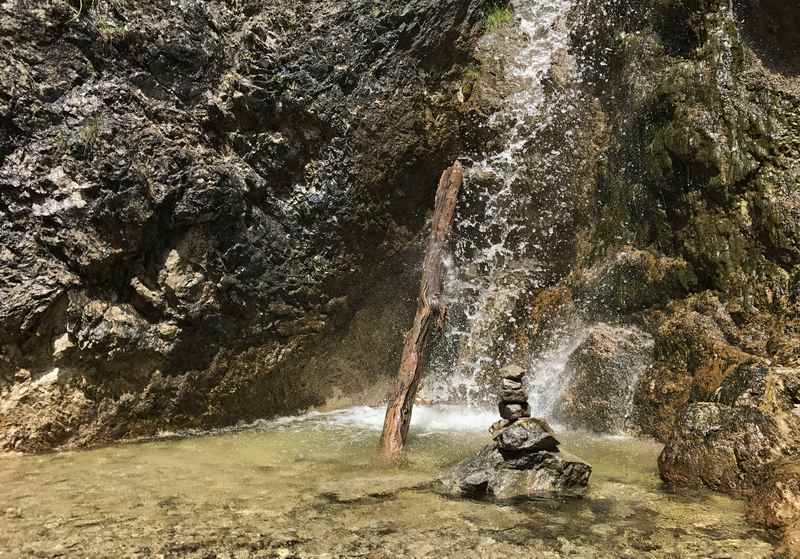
top-left (747, 460), bottom-right (800, 558)
top-left (659, 361), bottom-right (800, 494)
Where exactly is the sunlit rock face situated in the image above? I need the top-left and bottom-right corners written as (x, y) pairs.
top-left (0, 0), bottom-right (491, 451)
top-left (658, 362), bottom-right (799, 490)
top-left (748, 460), bottom-right (800, 557)
top-left (554, 323), bottom-right (654, 434)
top-left (664, 368), bottom-right (800, 554)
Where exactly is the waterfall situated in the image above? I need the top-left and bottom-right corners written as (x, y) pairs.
top-left (426, 0), bottom-right (577, 406)
top-left (526, 323), bottom-right (587, 418)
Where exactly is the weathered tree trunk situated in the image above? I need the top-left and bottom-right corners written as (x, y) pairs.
top-left (379, 161), bottom-right (463, 460)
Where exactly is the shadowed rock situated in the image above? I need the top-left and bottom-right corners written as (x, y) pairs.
top-left (438, 444), bottom-right (591, 500)
top-left (500, 387), bottom-right (529, 403)
top-left (499, 402), bottom-right (530, 421)
top-left (0, 0), bottom-right (491, 452)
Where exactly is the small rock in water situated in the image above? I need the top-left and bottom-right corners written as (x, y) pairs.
top-left (495, 418), bottom-right (559, 453)
top-left (499, 402), bottom-right (530, 420)
top-left (500, 364), bottom-right (526, 381)
top-left (500, 387), bottom-right (528, 403)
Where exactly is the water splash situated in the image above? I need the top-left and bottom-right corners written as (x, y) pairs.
top-left (318, 405), bottom-right (497, 433)
top-left (427, 0), bottom-right (576, 403)
top-left (527, 323), bottom-right (587, 420)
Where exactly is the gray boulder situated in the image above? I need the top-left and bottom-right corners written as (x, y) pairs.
top-left (555, 323), bottom-right (654, 433)
top-left (438, 444), bottom-right (591, 500)
top-left (495, 417), bottom-right (559, 454)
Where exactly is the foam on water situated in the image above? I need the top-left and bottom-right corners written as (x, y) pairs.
top-left (260, 405), bottom-right (497, 434)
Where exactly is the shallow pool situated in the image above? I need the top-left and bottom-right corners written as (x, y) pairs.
top-left (0, 406), bottom-right (775, 558)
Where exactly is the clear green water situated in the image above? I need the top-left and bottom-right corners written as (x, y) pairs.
top-left (0, 406), bottom-right (774, 558)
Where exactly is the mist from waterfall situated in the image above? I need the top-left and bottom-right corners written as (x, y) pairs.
top-left (526, 323), bottom-right (587, 419)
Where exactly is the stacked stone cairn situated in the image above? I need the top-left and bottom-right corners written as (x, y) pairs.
top-left (438, 364), bottom-right (592, 500)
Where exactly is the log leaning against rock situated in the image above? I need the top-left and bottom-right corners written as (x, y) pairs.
top-left (379, 161), bottom-right (464, 460)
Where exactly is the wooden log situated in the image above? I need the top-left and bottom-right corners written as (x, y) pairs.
top-left (379, 161), bottom-right (463, 460)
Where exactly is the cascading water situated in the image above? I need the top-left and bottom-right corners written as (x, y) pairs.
top-left (426, 0), bottom-right (581, 414)
top-left (526, 324), bottom-right (587, 419)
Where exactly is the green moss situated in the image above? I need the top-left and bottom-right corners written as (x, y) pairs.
top-left (79, 116), bottom-right (103, 156)
top-left (459, 62), bottom-right (481, 99)
top-left (485, 5), bottom-right (513, 31)
top-left (96, 18), bottom-right (117, 43)
top-left (53, 130), bottom-right (68, 155)
top-left (462, 63), bottom-right (481, 82)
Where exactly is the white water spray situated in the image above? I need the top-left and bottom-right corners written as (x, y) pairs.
top-left (427, 0), bottom-right (578, 405)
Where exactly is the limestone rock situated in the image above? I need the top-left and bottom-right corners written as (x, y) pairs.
top-left (748, 460), bottom-right (800, 529)
top-left (659, 362), bottom-right (800, 494)
top-left (658, 402), bottom-right (782, 492)
top-left (633, 292), bottom-right (754, 442)
top-left (748, 460), bottom-right (800, 558)
top-left (0, 0), bottom-right (491, 451)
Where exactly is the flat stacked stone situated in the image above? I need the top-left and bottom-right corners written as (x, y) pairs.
top-left (438, 363), bottom-right (592, 500)
top-left (497, 364), bottom-right (531, 422)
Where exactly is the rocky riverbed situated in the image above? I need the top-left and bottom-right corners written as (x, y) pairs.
top-left (0, 407), bottom-right (777, 558)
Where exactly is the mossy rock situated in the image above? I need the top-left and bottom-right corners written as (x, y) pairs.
top-left (571, 247), bottom-right (697, 317)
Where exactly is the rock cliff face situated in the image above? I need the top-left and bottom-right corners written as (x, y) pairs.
top-left (443, 0), bottom-right (798, 547)
top-left (524, 0), bottom-right (800, 548)
top-left (0, 0), bottom-right (490, 450)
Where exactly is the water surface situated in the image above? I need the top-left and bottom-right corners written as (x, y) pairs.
top-left (0, 406), bottom-right (773, 558)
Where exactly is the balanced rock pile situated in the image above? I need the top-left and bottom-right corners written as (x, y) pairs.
top-left (438, 365), bottom-right (592, 500)
top-left (496, 364), bottom-right (531, 427)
